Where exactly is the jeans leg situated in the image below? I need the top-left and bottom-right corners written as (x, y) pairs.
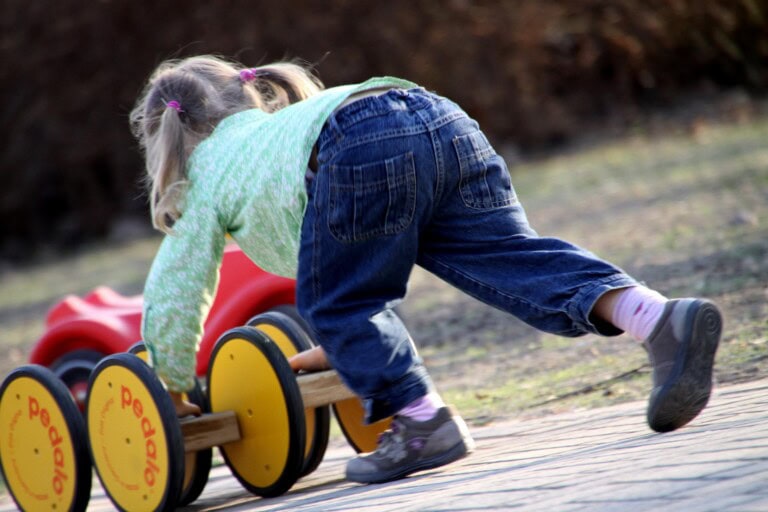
top-left (419, 223), bottom-right (638, 337)
top-left (296, 99), bottom-right (437, 423)
top-left (418, 123), bottom-right (638, 337)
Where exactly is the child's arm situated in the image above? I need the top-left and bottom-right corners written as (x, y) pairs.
top-left (141, 208), bottom-right (227, 396)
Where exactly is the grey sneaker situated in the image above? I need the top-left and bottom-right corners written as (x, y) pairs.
top-left (644, 298), bottom-right (722, 433)
top-left (345, 406), bottom-right (475, 484)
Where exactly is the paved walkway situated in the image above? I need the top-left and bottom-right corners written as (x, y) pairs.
top-left (2, 378), bottom-right (767, 511)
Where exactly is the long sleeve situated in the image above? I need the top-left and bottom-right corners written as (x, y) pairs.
top-left (141, 203), bottom-right (226, 392)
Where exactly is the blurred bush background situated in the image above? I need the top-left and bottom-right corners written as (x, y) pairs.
top-left (1, 0), bottom-right (766, 262)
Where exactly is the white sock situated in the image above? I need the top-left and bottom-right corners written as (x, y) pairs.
top-left (611, 286), bottom-right (669, 342)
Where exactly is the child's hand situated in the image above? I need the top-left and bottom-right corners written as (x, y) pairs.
top-left (169, 391), bottom-right (202, 417)
top-left (289, 346), bottom-right (331, 372)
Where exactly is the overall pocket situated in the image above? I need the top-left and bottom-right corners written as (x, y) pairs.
top-left (453, 130), bottom-right (516, 209)
top-left (328, 151), bottom-right (416, 243)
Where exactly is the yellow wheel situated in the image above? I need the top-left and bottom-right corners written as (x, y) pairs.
top-left (247, 309), bottom-right (330, 477)
top-left (333, 398), bottom-right (392, 453)
top-left (207, 327), bottom-right (304, 497)
top-left (127, 342), bottom-right (211, 506)
top-left (267, 304), bottom-right (315, 340)
top-left (86, 353), bottom-right (184, 511)
top-left (0, 365), bottom-right (91, 512)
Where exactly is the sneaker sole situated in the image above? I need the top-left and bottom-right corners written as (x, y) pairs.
top-left (346, 439), bottom-right (471, 484)
top-left (647, 300), bottom-right (722, 433)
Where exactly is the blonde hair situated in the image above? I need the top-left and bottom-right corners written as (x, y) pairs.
top-left (130, 55), bottom-right (324, 233)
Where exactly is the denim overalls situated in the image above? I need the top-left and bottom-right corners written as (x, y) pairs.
top-left (297, 88), bottom-right (638, 423)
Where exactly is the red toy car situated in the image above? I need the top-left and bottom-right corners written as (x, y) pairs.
top-left (28, 244), bottom-right (298, 410)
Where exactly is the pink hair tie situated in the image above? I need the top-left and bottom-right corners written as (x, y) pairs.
top-left (239, 68), bottom-right (258, 83)
top-left (166, 100), bottom-right (183, 112)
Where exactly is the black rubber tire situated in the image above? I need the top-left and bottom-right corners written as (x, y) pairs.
top-left (49, 349), bottom-right (105, 413)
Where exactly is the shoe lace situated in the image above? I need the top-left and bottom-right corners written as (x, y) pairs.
top-left (375, 419), bottom-right (409, 462)
top-left (374, 418), bottom-right (427, 462)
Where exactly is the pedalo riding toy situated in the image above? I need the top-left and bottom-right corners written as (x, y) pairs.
top-left (0, 260), bottom-right (392, 511)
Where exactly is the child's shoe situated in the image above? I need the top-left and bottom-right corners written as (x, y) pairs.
top-left (345, 406), bottom-right (475, 484)
top-left (644, 298), bottom-right (722, 432)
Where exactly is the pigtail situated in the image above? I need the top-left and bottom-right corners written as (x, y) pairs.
top-left (241, 62), bottom-right (324, 112)
top-left (131, 66), bottom-right (212, 234)
top-left (144, 104), bottom-right (189, 232)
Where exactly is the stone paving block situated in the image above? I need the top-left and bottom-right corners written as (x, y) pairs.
top-left (1, 378), bottom-right (766, 511)
top-left (635, 460), bottom-right (748, 480)
top-left (662, 490), bottom-right (768, 512)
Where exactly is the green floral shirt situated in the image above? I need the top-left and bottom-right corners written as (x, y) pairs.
top-left (142, 77), bottom-right (417, 392)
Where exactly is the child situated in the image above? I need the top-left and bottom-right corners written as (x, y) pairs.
top-left (131, 55), bottom-right (722, 485)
